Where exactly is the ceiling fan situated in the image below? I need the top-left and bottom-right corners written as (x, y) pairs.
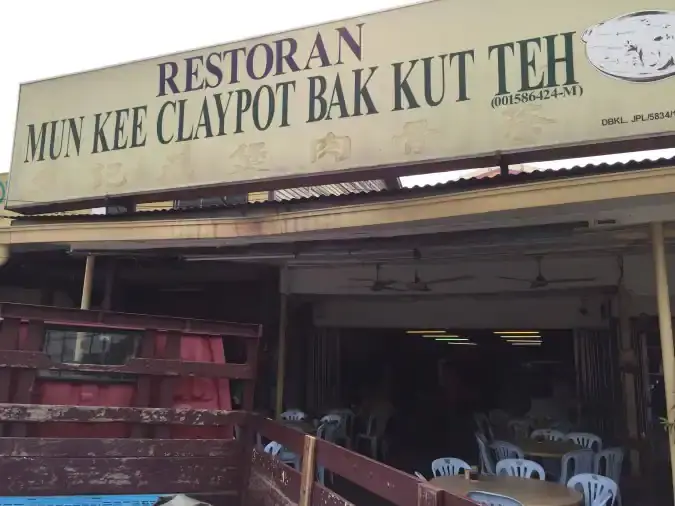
top-left (498, 256), bottom-right (596, 289)
top-left (401, 270), bottom-right (475, 292)
top-left (348, 263), bottom-right (404, 292)
top-left (400, 249), bottom-right (474, 292)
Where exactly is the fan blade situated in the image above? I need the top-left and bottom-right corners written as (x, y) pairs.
top-left (379, 286), bottom-right (408, 292)
top-left (498, 276), bottom-right (533, 282)
top-left (402, 283), bottom-right (432, 292)
top-left (544, 277), bottom-right (597, 284)
top-left (424, 275), bottom-right (474, 285)
top-left (349, 278), bottom-right (398, 285)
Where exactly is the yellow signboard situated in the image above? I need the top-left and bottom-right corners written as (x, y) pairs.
top-left (8, 1), bottom-right (675, 211)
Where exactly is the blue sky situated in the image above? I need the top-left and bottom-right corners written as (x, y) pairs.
top-left (2, 0), bottom-right (673, 188)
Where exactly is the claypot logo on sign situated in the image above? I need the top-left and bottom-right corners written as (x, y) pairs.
top-left (582, 10), bottom-right (675, 82)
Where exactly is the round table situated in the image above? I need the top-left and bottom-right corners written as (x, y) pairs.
top-left (514, 439), bottom-right (581, 459)
top-left (431, 475), bottom-right (582, 506)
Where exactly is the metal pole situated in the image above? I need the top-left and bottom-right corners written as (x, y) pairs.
top-left (80, 255), bottom-right (95, 310)
top-left (651, 221), bottom-right (675, 500)
top-left (275, 267), bottom-right (289, 419)
top-left (73, 255), bottom-right (96, 362)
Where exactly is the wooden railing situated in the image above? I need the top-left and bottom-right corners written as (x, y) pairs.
top-left (0, 407), bottom-right (245, 499)
top-left (0, 303), bottom-right (473, 506)
top-left (245, 414), bottom-right (475, 506)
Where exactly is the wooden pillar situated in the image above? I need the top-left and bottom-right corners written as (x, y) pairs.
top-left (73, 255), bottom-right (95, 361)
top-left (650, 221), bottom-right (675, 500)
top-left (275, 267), bottom-right (289, 418)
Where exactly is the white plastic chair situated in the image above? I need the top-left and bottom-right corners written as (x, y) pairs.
top-left (566, 432), bottom-right (602, 452)
top-left (507, 419), bottom-right (531, 439)
top-left (356, 413), bottom-right (390, 461)
top-left (594, 448), bottom-right (624, 505)
top-left (567, 473), bottom-right (618, 506)
top-left (490, 440), bottom-right (524, 461)
top-left (431, 457), bottom-right (471, 477)
top-left (496, 459), bottom-right (546, 480)
top-left (593, 448), bottom-right (623, 483)
top-left (264, 441), bottom-right (300, 469)
top-left (474, 412), bottom-right (494, 440)
top-left (280, 409), bottom-right (307, 421)
top-left (559, 449), bottom-right (594, 484)
top-left (530, 428), bottom-right (565, 441)
top-left (320, 413), bottom-right (342, 425)
top-left (467, 491), bottom-right (523, 506)
top-left (476, 432), bottom-right (496, 475)
top-left (329, 408), bottom-right (355, 448)
top-left (315, 421), bottom-right (340, 484)
top-left (489, 409), bottom-right (510, 426)
top-left (594, 491), bottom-right (614, 506)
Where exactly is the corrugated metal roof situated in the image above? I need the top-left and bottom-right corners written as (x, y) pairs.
top-left (11, 155), bottom-right (675, 223)
top-left (274, 180), bottom-right (388, 200)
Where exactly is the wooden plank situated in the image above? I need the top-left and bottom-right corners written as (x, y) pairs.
top-left (0, 437), bottom-right (239, 457)
top-left (0, 318), bottom-right (21, 437)
top-left (314, 436), bottom-right (419, 506)
top-left (0, 457), bottom-right (239, 495)
top-left (0, 404), bottom-right (248, 425)
top-left (251, 415), bottom-right (305, 454)
top-left (418, 483), bottom-right (445, 506)
top-left (156, 330), bottom-right (182, 439)
top-left (242, 339), bottom-right (260, 410)
top-left (311, 485), bottom-right (355, 506)
top-left (442, 490), bottom-right (476, 506)
top-left (0, 351), bottom-right (255, 379)
top-left (0, 302), bottom-right (262, 338)
top-left (299, 436), bottom-right (317, 506)
top-left (248, 449), bottom-right (301, 506)
top-left (132, 329), bottom-right (156, 438)
top-left (237, 338), bottom-right (261, 506)
top-left (10, 320), bottom-right (45, 437)
top-left (247, 449), bottom-right (355, 506)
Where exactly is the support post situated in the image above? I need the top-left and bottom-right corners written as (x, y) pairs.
top-left (617, 285), bottom-right (641, 475)
top-left (73, 255), bottom-right (96, 362)
top-left (298, 435), bottom-right (317, 506)
top-left (651, 221), bottom-right (675, 499)
top-left (275, 267), bottom-right (289, 419)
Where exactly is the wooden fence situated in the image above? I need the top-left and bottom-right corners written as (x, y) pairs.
top-left (0, 302), bottom-right (473, 506)
top-left (0, 302), bottom-right (261, 505)
top-left (244, 414), bottom-right (474, 506)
